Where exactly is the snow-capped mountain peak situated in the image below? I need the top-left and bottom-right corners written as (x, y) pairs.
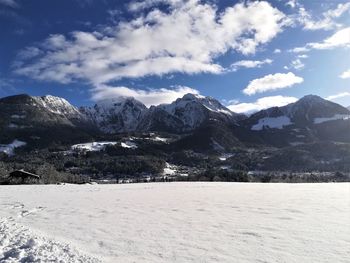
top-left (243, 93), bottom-right (350, 148)
top-left (80, 96), bottom-right (147, 133)
top-left (35, 95), bottom-right (81, 117)
top-left (95, 96), bottom-right (143, 108)
top-left (0, 94), bottom-right (87, 130)
top-left (283, 95), bottom-right (350, 123)
top-left (166, 93), bottom-right (232, 116)
top-left (158, 93), bottom-right (237, 129)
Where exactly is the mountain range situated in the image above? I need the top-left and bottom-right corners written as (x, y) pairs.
top-left (1, 93), bottom-right (350, 151)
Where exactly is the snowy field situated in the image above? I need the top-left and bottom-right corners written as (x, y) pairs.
top-left (0, 183), bottom-right (349, 263)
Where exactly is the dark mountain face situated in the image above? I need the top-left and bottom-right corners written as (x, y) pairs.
top-left (80, 97), bottom-right (148, 133)
top-left (137, 106), bottom-right (186, 133)
top-left (238, 95), bottom-right (350, 146)
top-left (0, 94), bottom-right (94, 146)
top-left (0, 94), bottom-right (86, 128)
top-left (244, 95), bottom-right (350, 128)
top-left (169, 120), bottom-right (243, 152)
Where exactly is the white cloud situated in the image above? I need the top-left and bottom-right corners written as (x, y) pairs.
top-left (273, 49), bottom-right (281, 53)
top-left (308, 27), bottom-right (350, 50)
top-left (286, 0), bottom-right (299, 9)
top-left (326, 92), bottom-right (350, 101)
top-left (227, 95), bottom-right (298, 114)
top-left (289, 46), bottom-right (310, 53)
top-left (243, 72), bottom-right (304, 96)
top-left (291, 27), bottom-right (350, 53)
top-left (340, 69), bottom-right (350, 79)
top-left (0, 0), bottom-right (19, 8)
top-left (222, 98), bottom-right (239, 106)
top-left (297, 54), bottom-right (308, 58)
top-left (91, 85), bottom-right (200, 107)
top-left (128, 0), bottom-right (181, 12)
top-left (230, 59), bottom-right (272, 71)
top-left (296, 3), bottom-right (350, 31)
top-left (14, 0), bottom-right (287, 87)
top-left (325, 3), bottom-right (350, 19)
top-left (290, 59), bottom-right (305, 70)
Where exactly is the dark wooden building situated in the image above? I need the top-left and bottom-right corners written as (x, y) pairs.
top-left (7, 169), bottom-right (41, 184)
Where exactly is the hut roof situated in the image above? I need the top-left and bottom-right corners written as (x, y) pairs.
top-left (9, 169), bottom-right (40, 179)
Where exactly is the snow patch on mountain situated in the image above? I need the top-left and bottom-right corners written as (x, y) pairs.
top-left (120, 141), bottom-right (138, 149)
top-left (151, 136), bottom-right (169, 143)
top-left (162, 162), bottom-right (177, 176)
top-left (0, 140), bottom-right (27, 156)
top-left (35, 95), bottom-right (81, 117)
top-left (72, 142), bottom-right (117, 152)
top-left (252, 116), bottom-right (293, 131)
top-left (314, 114), bottom-right (350, 124)
top-left (219, 153), bottom-right (234, 161)
top-left (81, 97), bottom-right (147, 133)
top-left (160, 93), bottom-right (235, 129)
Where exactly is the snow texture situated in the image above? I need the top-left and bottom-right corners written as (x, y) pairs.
top-left (219, 153), bottom-right (234, 161)
top-left (162, 162), bottom-right (177, 175)
top-left (151, 136), bottom-right (169, 143)
top-left (71, 142), bottom-right (117, 152)
top-left (81, 97), bottom-right (147, 133)
top-left (161, 93), bottom-right (234, 128)
top-left (0, 218), bottom-right (99, 262)
top-left (314, 114), bottom-right (350, 124)
top-left (252, 116), bottom-right (293, 130)
top-left (0, 183), bottom-right (349, 263)
top-left (120, 141), bottom-right (138, 149)
top-left (0, 140), bottom-right (26, 156)
top-left (35, 95), bottom-right (82, 117)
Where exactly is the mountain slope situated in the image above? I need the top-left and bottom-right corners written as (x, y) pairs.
top-left (0, 94), bottom-right (86, 128)
top-left (0, 94), bottom-right (93, 146)
top-left (139, 93), bottom-right (244, 133)
top-left (238, 95), bottom-right (350, 146)
top-left (80, 97), bottom-right (147, 133)
top-left (1, 93), bottom-right (350, 150)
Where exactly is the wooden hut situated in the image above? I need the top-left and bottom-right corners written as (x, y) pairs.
top-left (7, 169), bottom-right (40, 184)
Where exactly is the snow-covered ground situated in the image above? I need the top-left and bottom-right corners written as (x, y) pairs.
top-left (252, 116), bottom-right (293, 130)
top-left (314, 114), bottom-right (350, 124)
top-left (71, 142), bottom-right (117, 152)
top-left (0, 183), bottom-right (349, 262)
top-left (162, 162), bottom-right (177, 176)
top-left (120, 140), bottom-right (138, 149)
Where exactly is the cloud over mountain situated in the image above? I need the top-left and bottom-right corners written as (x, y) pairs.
top-left (227, 95), bottom-right (298, 114)
top-left (91, 85), bottom-right (200, 107)
top-left (243, 72), bottom-right (304, 96)
top-left (14, 1), bottom-right (287, 86)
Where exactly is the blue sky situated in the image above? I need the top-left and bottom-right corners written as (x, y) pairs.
top-left (0, 0), bottom-right (350, 112)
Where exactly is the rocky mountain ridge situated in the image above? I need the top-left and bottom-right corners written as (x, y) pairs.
top-left (1, 93), bottom-right (350, 150)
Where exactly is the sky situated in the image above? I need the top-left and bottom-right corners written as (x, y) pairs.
top-left (0, 0), bottom-right (350, 113)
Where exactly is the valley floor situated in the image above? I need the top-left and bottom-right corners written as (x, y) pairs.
top-left (0, 183), bottom-right (349, 262)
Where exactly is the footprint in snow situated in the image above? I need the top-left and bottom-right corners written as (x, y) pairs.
top-left (18, 206), bottom-right (45, 218)
top-left (1, 202), bottom-right (25, 210)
